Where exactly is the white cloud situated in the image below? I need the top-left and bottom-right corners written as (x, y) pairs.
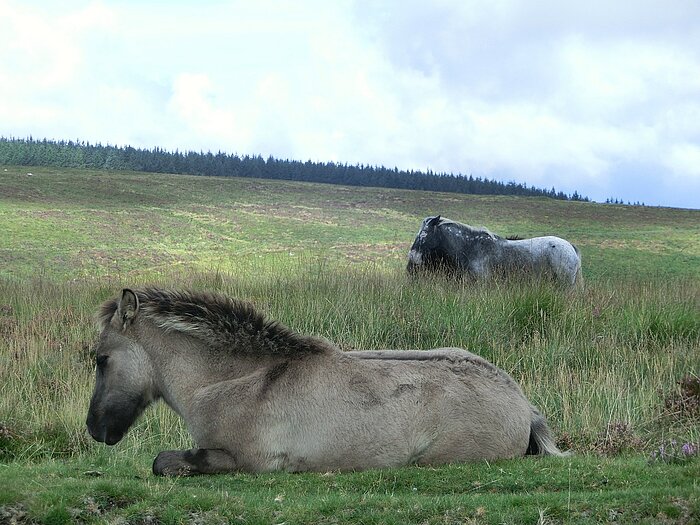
top-left (555, 37), bottom-right (700, 121)
top-left (666, 143), bottom-right (700, 178)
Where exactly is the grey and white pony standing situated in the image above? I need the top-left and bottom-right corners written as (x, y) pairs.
top-left (86, 287), bottom-right (567, 476)
top-left (407, 216), bottom-right (582, 286)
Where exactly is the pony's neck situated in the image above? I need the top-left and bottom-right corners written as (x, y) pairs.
top-left (137, 321), bottom-right (277, 418)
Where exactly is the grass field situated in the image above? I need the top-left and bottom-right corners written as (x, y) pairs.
top-left (2, 167), bottom-right (698, 282)
top-left (0, 166), bottom-right (698, 524)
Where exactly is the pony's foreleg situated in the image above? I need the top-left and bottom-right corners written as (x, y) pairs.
top-left (152, 448), bottom-right (238, 476)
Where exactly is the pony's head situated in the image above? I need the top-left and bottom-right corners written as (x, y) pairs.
top-left (86, 289), bottom-right (157, 445)
top-left (407, 215), bottom-right (455, 274)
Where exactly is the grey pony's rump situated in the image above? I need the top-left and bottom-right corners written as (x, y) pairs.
top-left (527, 408), bottom-right (570, 457)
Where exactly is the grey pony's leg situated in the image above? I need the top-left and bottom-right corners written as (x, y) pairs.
top-left (153, 448), bottom-right (238, 476)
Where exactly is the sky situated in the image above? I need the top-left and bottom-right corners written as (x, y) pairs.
top-left (1, 1), bottom-right (699, 209)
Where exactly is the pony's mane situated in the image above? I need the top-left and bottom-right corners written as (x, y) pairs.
top-left (99, 288), bottom-right (327, 356)
top-left (439, 218), bottom-right (501, 240)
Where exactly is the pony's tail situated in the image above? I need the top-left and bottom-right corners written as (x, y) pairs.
top-left (526, 408), bottom-right (571, 457)
top-left (574, 265), bottom-right (584, 289)
top-left (572, 243), bottom-right (584, 289)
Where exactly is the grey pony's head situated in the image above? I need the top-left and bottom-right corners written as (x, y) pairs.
top-left (406, 215), bottom-right (454, 274)
top-left (86, 289), bottom-right (157, 446)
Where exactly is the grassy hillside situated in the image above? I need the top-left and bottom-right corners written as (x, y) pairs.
top-left (1, 166), bottom-right (698, 282)
top-left (0, 166), bottom-right (698, 524)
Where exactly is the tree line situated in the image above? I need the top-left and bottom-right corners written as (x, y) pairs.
top-left (0, 137), bottom-right (589, 201)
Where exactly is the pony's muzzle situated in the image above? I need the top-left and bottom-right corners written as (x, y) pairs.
top-left (407, 250), bottom-right (423, 274)
top-left (86, 420), bottom-right (106, 443)
top-left (407, 249), bottom-right (423, 265)
top-left (86, 414), bottom-right (124, 445)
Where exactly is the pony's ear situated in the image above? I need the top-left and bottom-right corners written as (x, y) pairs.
top-left (117, 289), bottom-right (140, 329)
top-left (428, 215), bottom-right (441, 227)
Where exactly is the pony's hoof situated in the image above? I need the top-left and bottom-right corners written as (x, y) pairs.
top-left (153, 451), bottom-right (193, 477)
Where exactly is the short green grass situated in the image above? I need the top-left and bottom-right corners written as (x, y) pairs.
top-left (1, 166), bottom-right (698, 524)
top-left (1, 454), bottom-right (697, 525)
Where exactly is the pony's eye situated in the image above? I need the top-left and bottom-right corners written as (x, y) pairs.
top-left (96, 355), bottom-right (109, 368)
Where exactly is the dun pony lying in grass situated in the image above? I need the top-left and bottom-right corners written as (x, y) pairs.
top-left (87, 288), bottom-right (567, 476)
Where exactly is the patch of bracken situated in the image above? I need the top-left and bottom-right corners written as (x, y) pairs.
top-left (593, 421), bottom-right (643, 455)
top-left (662, 374), bottom-right (700, 422)
top-left (0, 422), bottom-right (19, 455)
top-left (0, 504), bottom-right (33, 524)
top-left (556, 431), bottom-right (576, 452)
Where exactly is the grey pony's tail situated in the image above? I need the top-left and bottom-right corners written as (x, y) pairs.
top-left (526, 408), bottom-right (571, 457)
top-left (572, 243), bottom-right (584, 289)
